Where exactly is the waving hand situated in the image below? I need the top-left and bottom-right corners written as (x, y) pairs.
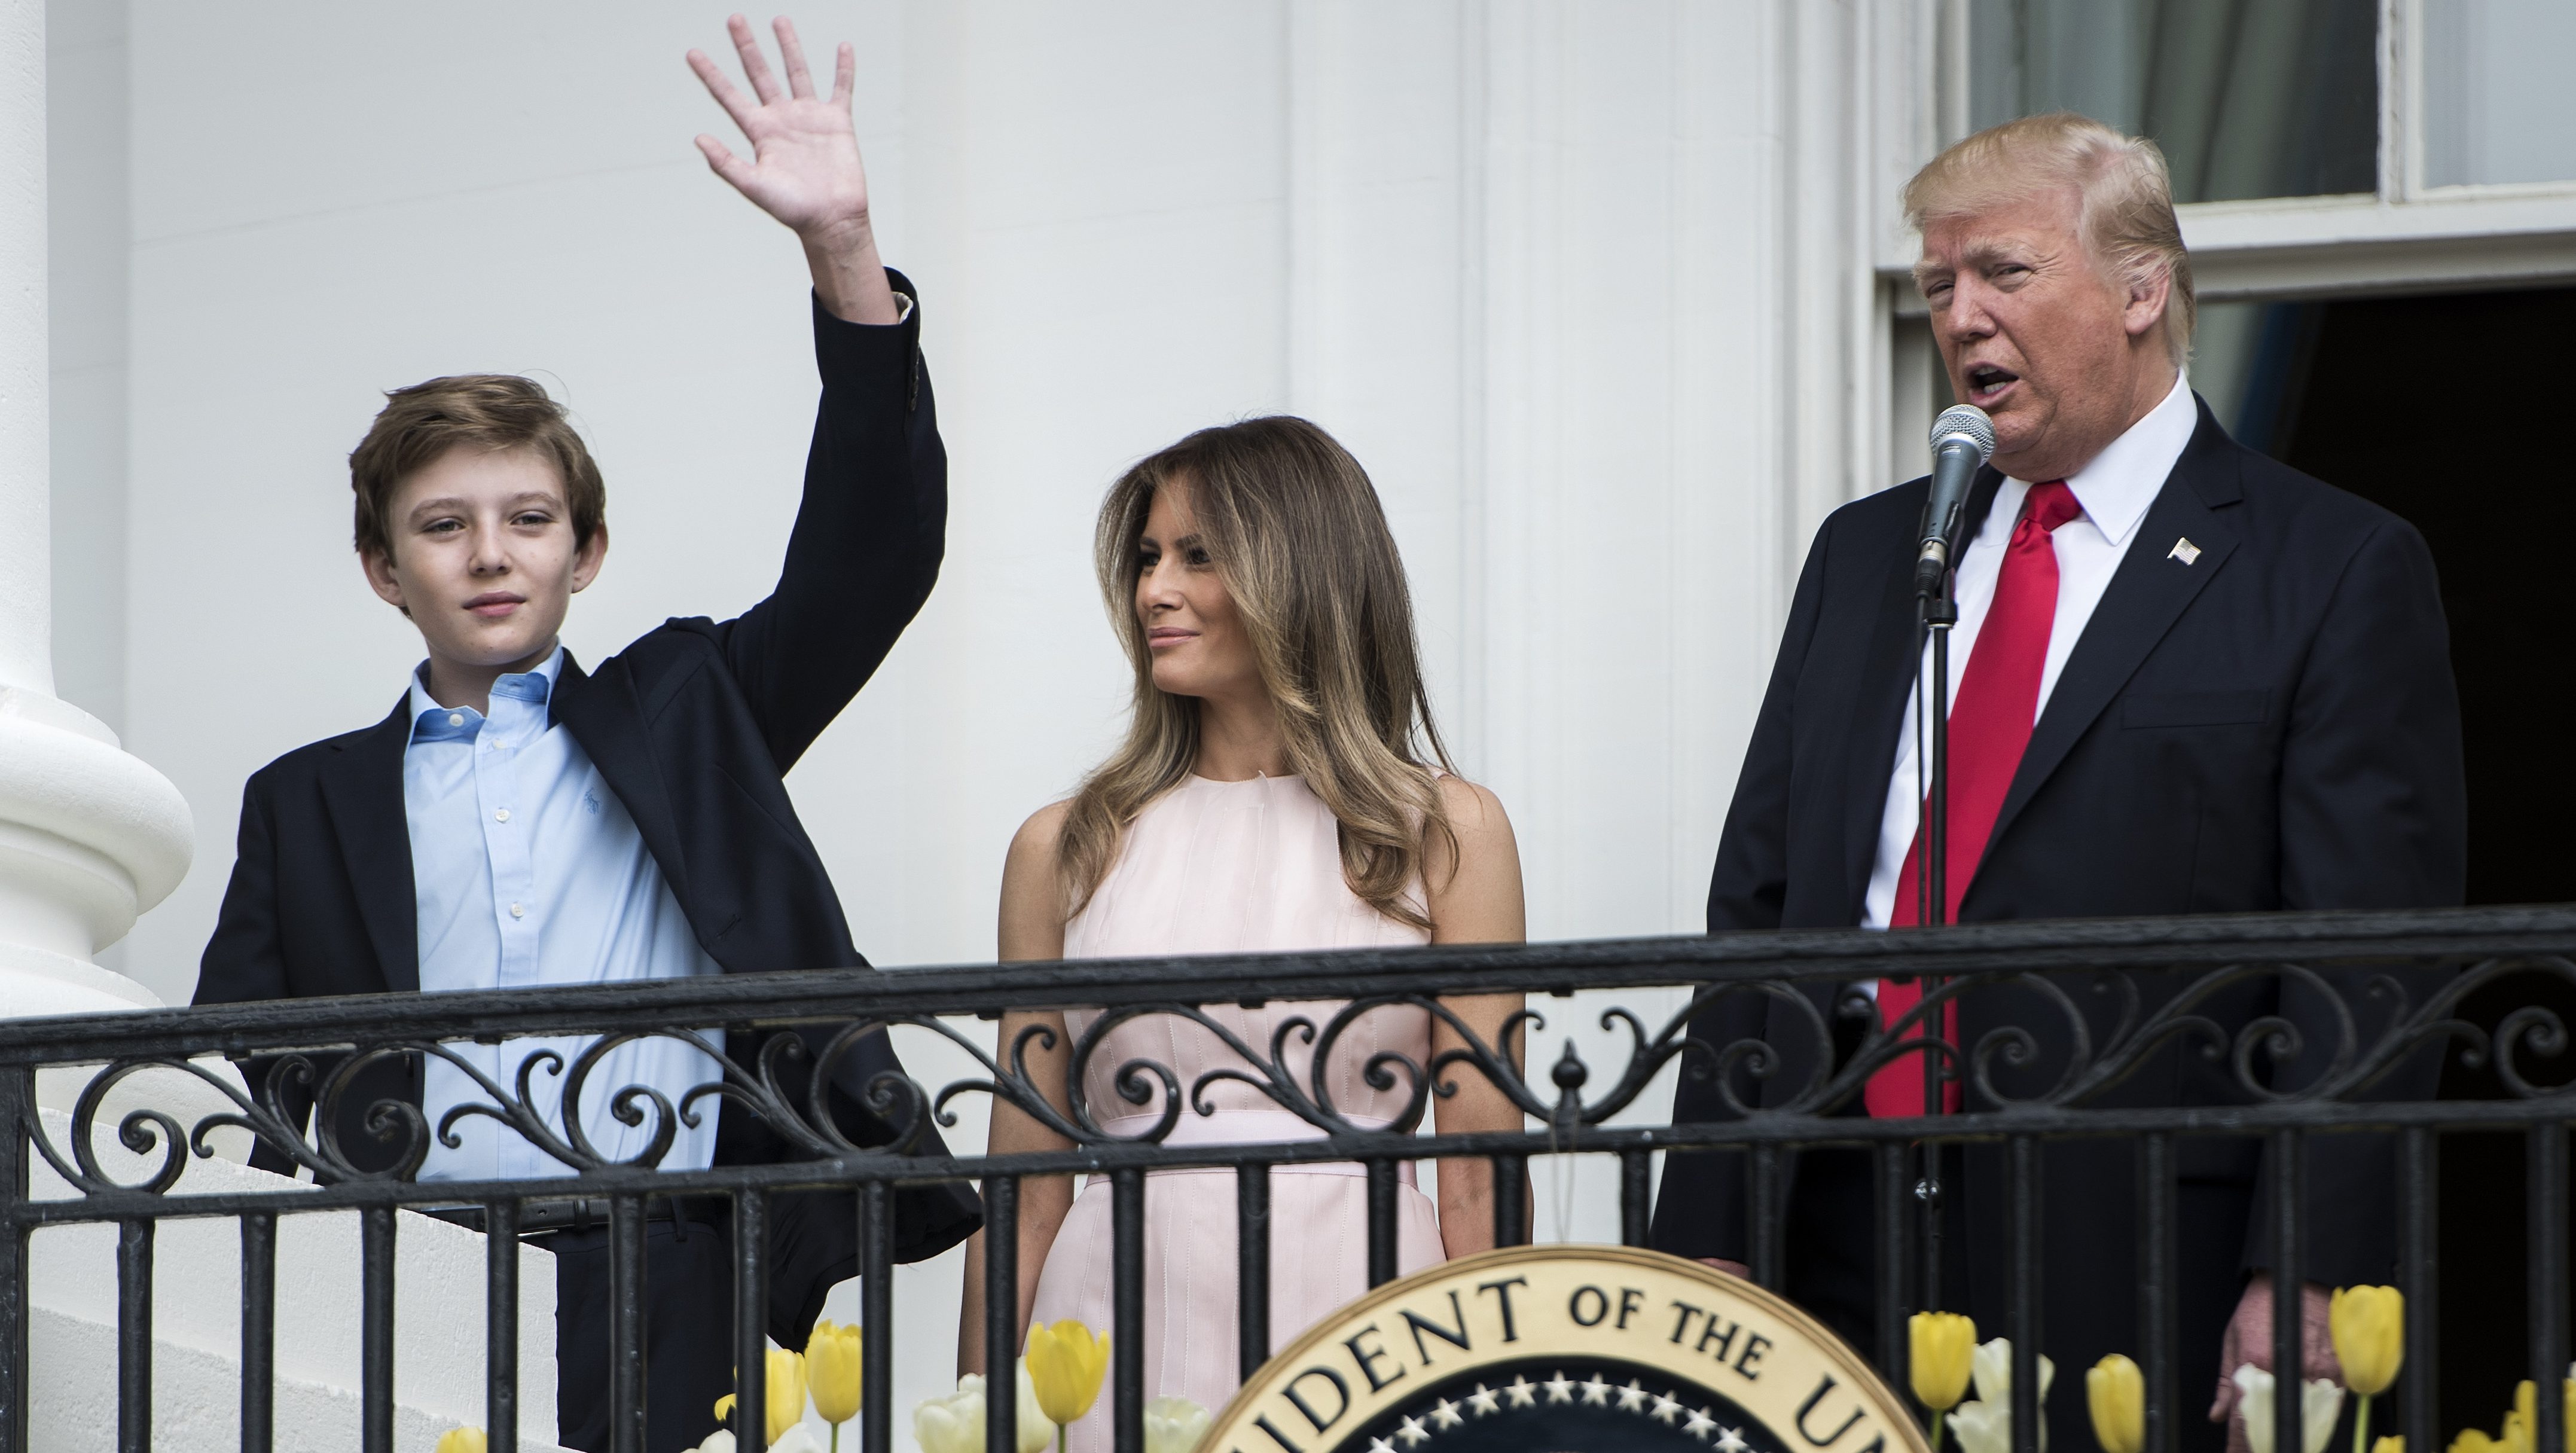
top-left (688, 14), bottom-right (901, 325)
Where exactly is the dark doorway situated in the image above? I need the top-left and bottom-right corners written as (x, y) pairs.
top-left (2270, 285), bottom-right (2576, 905)
top-left (2257, 284), bottom-right (2576, 1442)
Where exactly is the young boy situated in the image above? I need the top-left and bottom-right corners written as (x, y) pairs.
top-left (193, 19), bottom-right (975, 1450)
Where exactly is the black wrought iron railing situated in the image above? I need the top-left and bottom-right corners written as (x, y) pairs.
top-left (2, 905), bottom-right (2573, 1453)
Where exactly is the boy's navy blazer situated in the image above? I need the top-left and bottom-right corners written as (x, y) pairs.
top-left (196, 276), bottom-right (979, 1338)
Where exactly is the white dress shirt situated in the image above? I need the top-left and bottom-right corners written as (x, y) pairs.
top-left (402, 646), bottom-right (724, 1181)
top-left (1859, 372), bottom-right (2199, 932)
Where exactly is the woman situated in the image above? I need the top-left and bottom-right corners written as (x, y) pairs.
top-left (957, 417), bottom-right (1527, 1447)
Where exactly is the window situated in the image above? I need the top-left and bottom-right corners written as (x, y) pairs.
top-left (1967, 0), bottom-right (2379, 203)
top-left (2422, 0), bottom-right (2576, 188)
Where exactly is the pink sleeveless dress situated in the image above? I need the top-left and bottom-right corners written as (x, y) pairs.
top-left (1024, 773), bottom-right (1446, 1450)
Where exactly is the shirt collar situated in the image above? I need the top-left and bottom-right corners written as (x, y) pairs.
top-left (2010, 371), bottom-right (2196, 549)
top-left (405, 645), bottom-right (565, 742)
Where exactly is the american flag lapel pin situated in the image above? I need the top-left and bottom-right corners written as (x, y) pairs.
top-left (2169, 536), bottom-right (2202, 566)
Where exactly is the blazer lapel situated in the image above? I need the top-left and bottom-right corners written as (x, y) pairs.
top-left (1841, 469), bottom-right (2009, 915)
top-left (550, 654), bottom-right (691, 905)
top-left (1980, 404), bottom-right (2245, 866)
top-left (318, 697), bottom-right (420, 994)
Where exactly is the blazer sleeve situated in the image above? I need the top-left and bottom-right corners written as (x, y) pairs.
top-left (196, 772), bottom-right (289, 1007)
top-left (2250, 515), bottom-right (2466, 1284)
top-left (194, 771), bottom-right (317, 1177)
top-left (709, 273), bottom-right (948, 774)
top-left (1705, 508), bottom-right (1836, 936)
top-left (2275, 515), bottom-right (2466, 913)
top-left (1652, 512), bottom-right (1837, 1262)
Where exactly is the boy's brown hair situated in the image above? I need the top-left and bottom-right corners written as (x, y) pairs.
top-left (348, 374), bottom-right (606, 561)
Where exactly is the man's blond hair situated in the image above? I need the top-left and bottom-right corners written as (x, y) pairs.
top-left (1903, 112), bottom-right (2195, 365)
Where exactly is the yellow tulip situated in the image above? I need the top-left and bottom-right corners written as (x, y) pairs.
top-left (436, 1429), bottom-right (488, 1453)
top-left (2088, 1355), bottom-right (2145, 1453)
top-left (2377, 1440), bottom-right (2404, 1453)
top-left (768, 1349), bottom-right (810, 1448)
top-left (1025, 1320), bottom-right (1112, 1428)
top-left (2508, 1381), bottom-right (2538, 1453)
top-left (2331, 1287), bottom-right (2404, 1398)
top-left (1911, 1311), bottom-right (1977, 1413)
top-left (808, 1319), bottom-right (865, 1427)
top-left (2462, 1380), bottom-right (2576, 1453)
top-left (713, 1347), bottom-right (810, 1448)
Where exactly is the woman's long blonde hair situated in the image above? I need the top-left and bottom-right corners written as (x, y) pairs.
top-left (1057, 416), bottom-right (1456, 928)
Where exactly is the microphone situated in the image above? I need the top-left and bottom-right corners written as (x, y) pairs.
top-left (1914, 404), bottom-right (1996, 598)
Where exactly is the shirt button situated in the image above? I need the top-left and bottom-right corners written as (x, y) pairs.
top-left (495, 808), bottom-right (511, 823)
top-left (509, 902), bottom-right (526, 919)
top-left (447, 713), bottom-right (463, 727)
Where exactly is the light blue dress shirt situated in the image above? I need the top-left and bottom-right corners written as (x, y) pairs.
top-left (402, 647), bottom-right (722, 1182)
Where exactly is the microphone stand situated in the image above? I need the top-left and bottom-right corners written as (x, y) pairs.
top-left (1913, 557), bottom-right (1957, 1318)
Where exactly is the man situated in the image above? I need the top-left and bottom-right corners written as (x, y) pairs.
top-left (1650, 113), bottom-right (2462, 1453)
top-left (193, 18), bottom-right (976, 1451)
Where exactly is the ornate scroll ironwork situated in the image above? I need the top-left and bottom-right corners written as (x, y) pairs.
top-left (18, 923), bottom-right (2576, 1207)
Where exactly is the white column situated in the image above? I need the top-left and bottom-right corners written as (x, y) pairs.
top-left (0, 0), bottom-right (49, 699)
top-left (0, 0), bottom-right (189, 1015)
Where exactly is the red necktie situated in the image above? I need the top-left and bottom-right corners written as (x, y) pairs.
top-left (1867, 480), bottom-right (2082, 1118)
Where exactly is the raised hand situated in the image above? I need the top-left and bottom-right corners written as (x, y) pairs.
top-left (688, 14), bottom-right (899, 325)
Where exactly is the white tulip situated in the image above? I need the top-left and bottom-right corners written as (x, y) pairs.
top-left (2230, 1365), bottom-right (2345, 1453)
top-left (1145, 1397), bottom-right (1213, 1453)
top-left (1969, 1338), bottom-right (2056, 1408)
top-left (914, 1367), bottom-right (1057, 1453)
top-left (685, 1433), bottom-right (738, 1453)
top-left (1949, 1398), bottom-right (2012, 1453)
top-left (1947, 1338), bottom-right (2057, 1453)
top-left (771, 1427), bottom-right (825, 1453)
top-left (915, 1385), bottom-right (981, 1453)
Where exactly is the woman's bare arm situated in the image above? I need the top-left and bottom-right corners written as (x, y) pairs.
top-left (1424, 778), bottom-right (1530, 1258)
top-left (959, 802), bottom-right (1080, 1375)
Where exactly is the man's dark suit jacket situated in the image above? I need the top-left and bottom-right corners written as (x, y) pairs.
top-left (194, 278), bottom-right (980, 1344)
top-left (1650, 397), bottom-right (2465, 1449)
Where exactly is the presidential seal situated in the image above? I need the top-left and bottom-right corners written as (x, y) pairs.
top-left (1204, 1246), bottom-right (1924, 1453)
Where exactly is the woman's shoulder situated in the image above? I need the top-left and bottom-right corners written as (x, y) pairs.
top-left (1006, 798), bottom-right (1076, 870)
top-left (1426, 772), bottom-right (1517, 875)
top-left (999, 798), bottom-right (1079, 961)
top-left (1432, 773), bottom-right (1512, 838)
